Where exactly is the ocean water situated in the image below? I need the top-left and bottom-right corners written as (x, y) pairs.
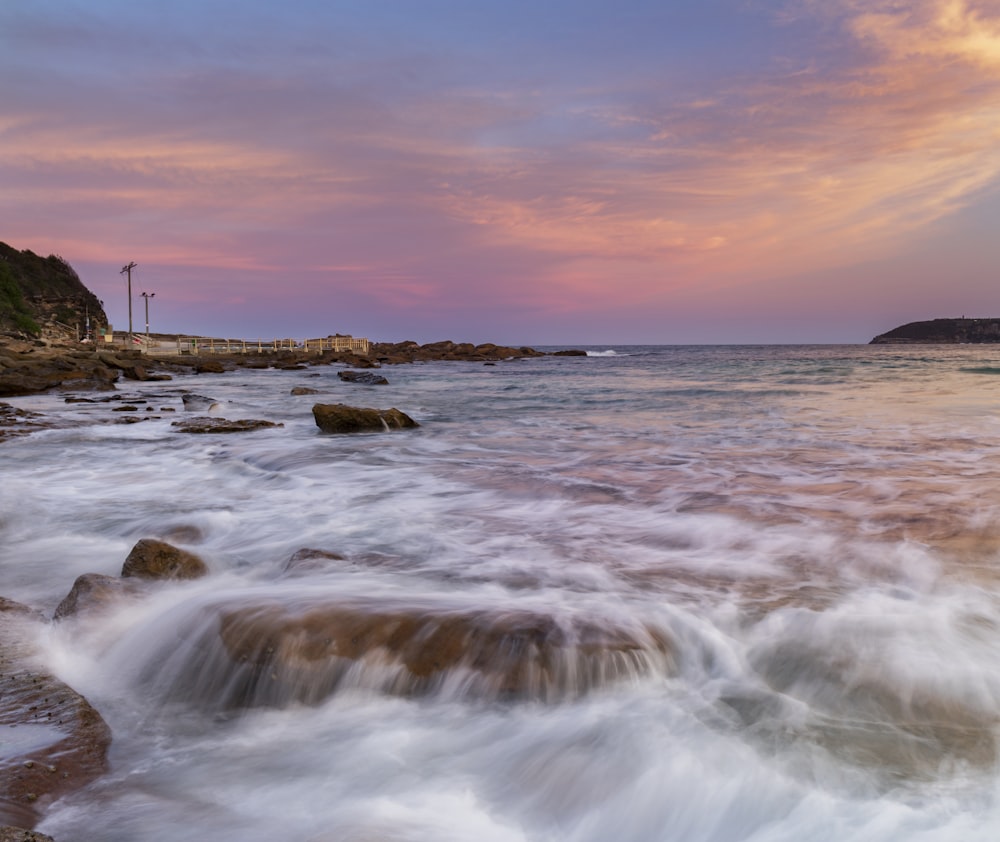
top-left (3, 344), bottom-right (1000, 840)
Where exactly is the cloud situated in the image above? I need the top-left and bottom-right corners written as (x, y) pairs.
top-left (2, 0), bottom-right (1000, 338)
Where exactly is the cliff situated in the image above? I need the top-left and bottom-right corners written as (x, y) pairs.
top-left (0, 242), bottom-right (108, 341)
top-left (869, 318), bottom-right (1000, 344)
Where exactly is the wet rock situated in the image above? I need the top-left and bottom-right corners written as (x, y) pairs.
top-left (338, 371), bottom-right (389, 385)
top-left (53, 573), bottom-right (142, 621)
top-left (290, 386), bottom-right (320, 395)
top-left (0, 827), bottom-right (56, 841)
top-left (0, 404), bottom-right (51, 442)
top-left (312, 403), bottom-right (418, 434)
top-left (281, 548), bottom-right (346, 574)
top-left (149, 599), bottom-right (675, 710)
top-left (0, 599), bottom-right (111, 829)
top-left (96, 352), bottom-right (158, 381)
top-left (194, 360), bottom-right (225, 374)
top-left (369, 340), bottom-right (544, 364)
top-left (171, 417), bottom-right (283, 434)
top-left (552, 349), bottom-right (588, 356)
top-left (750, 639), bottom-right (1000, 781)
top-left (0, 351), bottom-right (119, 396)
top-left (121, 538), bottom-right (208, 580)
top-left (181, 394), bottom-right (219, 411)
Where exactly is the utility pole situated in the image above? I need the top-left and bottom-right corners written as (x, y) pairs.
top-left (141, 291), bottom-right (155, 348)
top-left (120, 262), bottom-right (137, 343)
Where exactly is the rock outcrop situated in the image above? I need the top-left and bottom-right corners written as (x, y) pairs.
top-left (0, 243), bottom-right (107, 341)
top-left (171, 417), bottom-right (283, 434)
top-left (52, 573), bottom-right (142, 621)
top-left (312, 403), bottom-right (418, 434)
top-left (139, 598), bottom-right (676, 710)
top-left (369, 340), bottom-right (544, 364)
top-left (338, 370), bottom-right (389, 385)
top-left (0, 349), bottom-right (120, 396)
top-left (121, 538), bottom-right (208, 580)
top-left (0, 598), bottom-right (111, 829)
top-left (871, 318), bottom-right (1000, 344)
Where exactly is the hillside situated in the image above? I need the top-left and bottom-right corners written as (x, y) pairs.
top-left (0, 242), bottom-right (108, 341)
top-left (870, 318), bottom-right (1000, 344)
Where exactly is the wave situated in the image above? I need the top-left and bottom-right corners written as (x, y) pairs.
top-left (585, 350), bottom-right (619, 357)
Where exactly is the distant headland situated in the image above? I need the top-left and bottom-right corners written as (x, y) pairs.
top-left (870, 318), bottom-right (1000, 344)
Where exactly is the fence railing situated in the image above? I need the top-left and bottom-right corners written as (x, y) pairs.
top-left (109, 334), bottom-right (370, 356)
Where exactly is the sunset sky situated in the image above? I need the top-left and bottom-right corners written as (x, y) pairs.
top-left (3, 0), bottom-right (1000, 344)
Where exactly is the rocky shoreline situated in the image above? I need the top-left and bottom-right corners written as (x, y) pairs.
top-left (0, 333), bottom-right (588, 835)
top-left (0, 337), bottom-right (585, 398)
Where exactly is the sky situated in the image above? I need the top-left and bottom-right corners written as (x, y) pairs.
top-left (2, 0), bottom-right (1000, 345)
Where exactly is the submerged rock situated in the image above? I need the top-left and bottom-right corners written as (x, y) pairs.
top-left (338, 370), bottom-right (389, 385)
top-left (171, 417), bottom-right (283, 434)
top-left (0, 404), bottom-right (51, 442)
top-left (136, 599), bottom-right (675, 710)
top-left (180, 393), bottom-right (219, 411)
top-left (290, 386), bottom-right (320, 395)
top-left (121, 538), bottom-right (208, 580)
top-left (0, 599), bottom-right (111, 829)
top-left (312, 403), bottom-right (418, 434)
top-left (281, 548), bottom-right (347, 574)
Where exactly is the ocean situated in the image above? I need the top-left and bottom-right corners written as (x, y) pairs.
top-left (3, 343), bottom-right (1000, 841)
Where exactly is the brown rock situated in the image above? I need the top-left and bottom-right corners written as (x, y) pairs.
top-left (171, 417), bottom-right (283, 434)
top-left (194, 360), bottom-right (225, 374)
top-left (0, 352), bottom-right (119, 396)
top-left (282, 548), bottom-right (346, 574)
top-left (312, 403), bottom-right (418, 434)
top-left (0, 827), bottom-right (56, 841)
top-left (290, 386), bottom-right (320, 395)
top-left (53, 573), bottom-right (142, 621)
top-left (121, 538), bottom-right (208, 580)
top-left (201, 602), bottom-right (676, 707)
top-left (0, 600), bottom-right (111, 829)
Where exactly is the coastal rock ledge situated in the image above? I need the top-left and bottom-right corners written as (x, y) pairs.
top-left (870, 318), bottom-right (1000, 344)
top-left (0, 599), bottom-right (111, 831)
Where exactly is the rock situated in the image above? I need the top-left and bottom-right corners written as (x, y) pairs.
top-left (53, 573), bottom-right (142, 621)
top-left (194, 360), bottom-right (225, 374)
top-left (0, 599), bottom-right (111, 829)
top-left (97, 353), bottom-right (153, 381)
top-left (181, 394), bottom-right (220, 411)
top-left (282, 548), bottom-right (346, 574)
top-left (0, 404), bottom-right (51, 442)
top-left (121, 538), bottom-right (208, 580)
top-left (338, 370), bottom-right (389, 385)
top-left (552, 349), bottom-right (588, 356)
top-left (171, 417), bottom-right (283, 434)
top-left (368, 340), bottom-right (544, 364)
top-left (0, 827), bottom-right (56, 841)
top-left (312, 403), bottom-right (418, 434)
top-left (290, 386), bottom-right (320, 395)
top-left (153, 599), bottom-right (676, 709)
top-left (0, 351), bottom-right (119, 396)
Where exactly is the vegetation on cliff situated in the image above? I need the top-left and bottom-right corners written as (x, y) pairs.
top-left (0, 242), bottom-right (107, 340)
top-left (870, 318), bottom-right (1000, 344)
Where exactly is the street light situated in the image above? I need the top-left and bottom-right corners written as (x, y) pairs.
top-left (120, 262), bottom-right (137, 342)
top-left (141, 291), bottom-right (155, 348)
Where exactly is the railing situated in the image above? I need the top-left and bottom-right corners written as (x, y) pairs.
top-left (132, 335), bottom-right (370, 356)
